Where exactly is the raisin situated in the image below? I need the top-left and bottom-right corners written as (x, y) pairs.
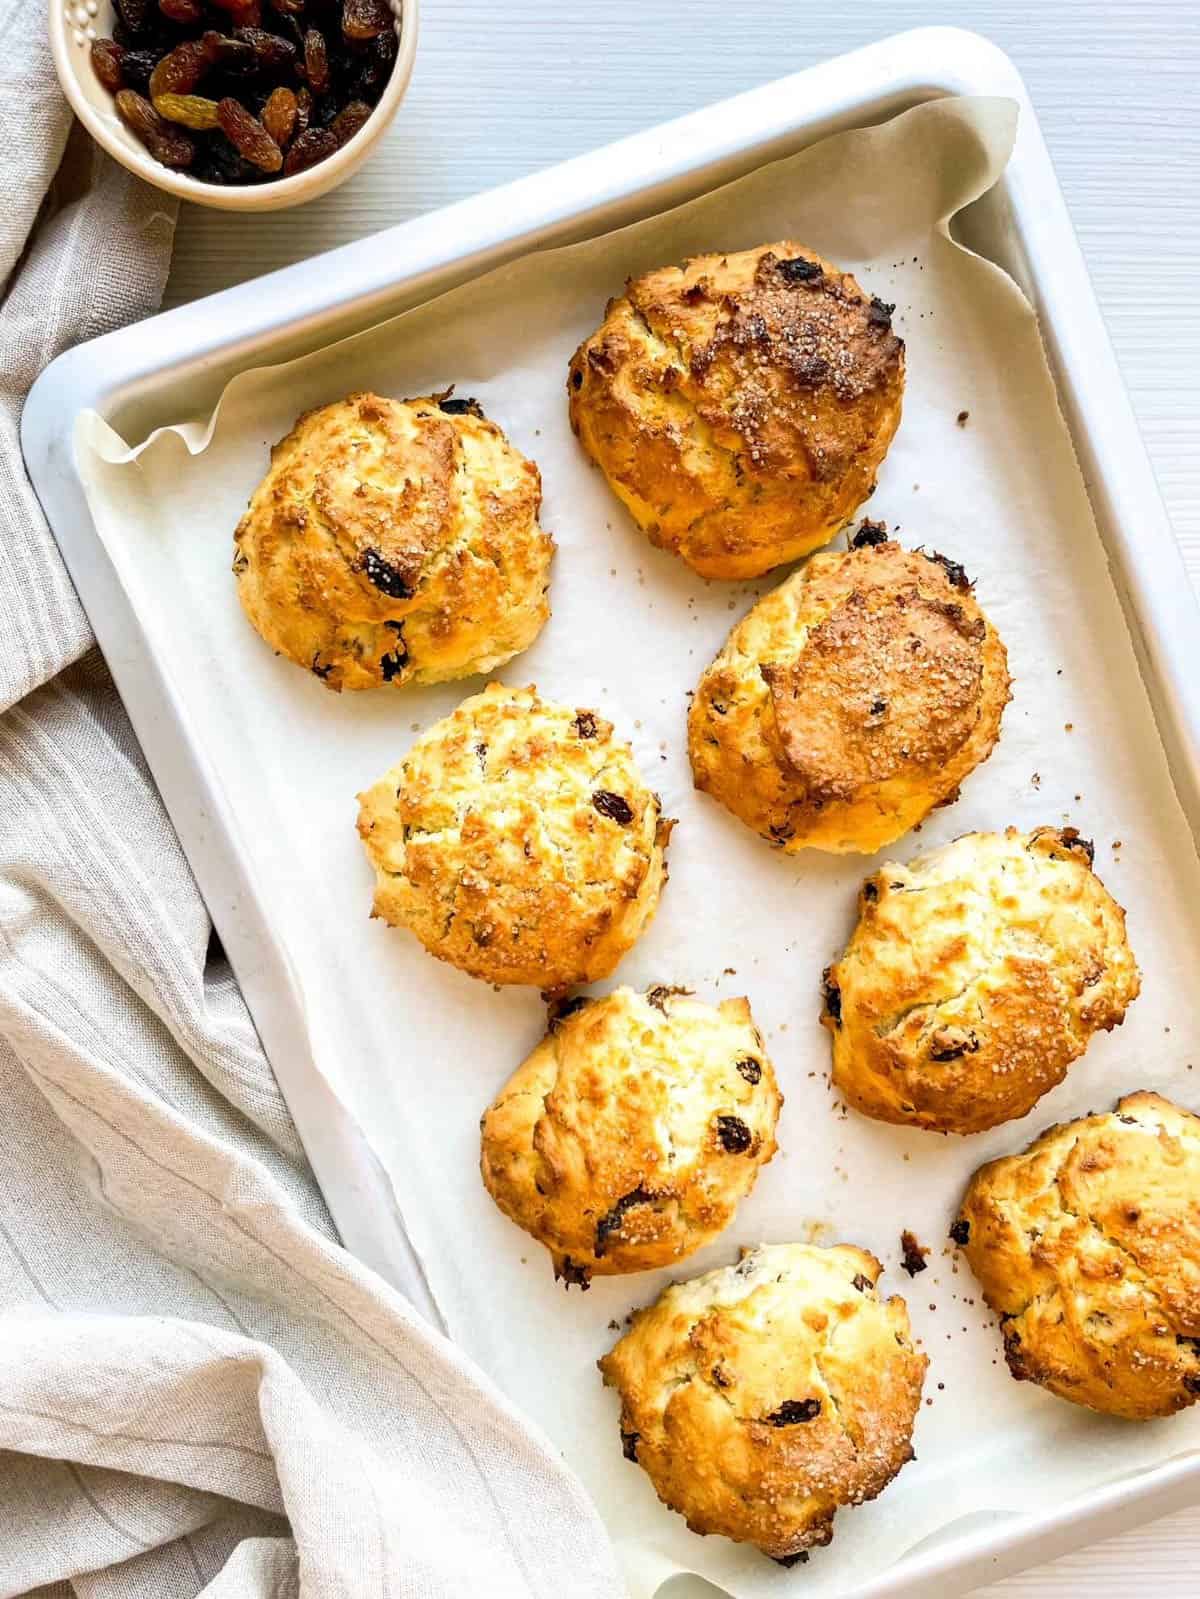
top-left (192, 137), bottom-right (254, 184)
top-left (900, 1230), bottom-right (928, 1276)
top-left (949, 1218), bottom-right (971, 1246)
top-left (294, 85), bottom-right (313, 133)
top-left (437, 393), bottom-right (483, 417)
top-left (149, 39), bottom-right (213, 99)
top-left (159, 0), bottom-right (203, 21)
top-left (773, 1553), bottom-right (809, 1569)
top-left (592, 790), bottom-right (633, 825)
top-left (851, 518), bottom-right (889, 549)
top-left (715, 1115), bottom-right (752, 1154)
top-left (547, 994), bottom-right (589, 1032)
top-left (268, 0), bottom-right (306, 12)
top-left (217, 97), bottom-right (283, 169)
top-left (233, 26), bottom-right (298, 70)
top-left (595, 1186), bottom-right (654, 1257)
top-left (359, 547), bottom-right (411, 598)
top-left (735, 1057), bottom-right (761, 1085)
top-left (155, 92), bottom-right (221, 128)
top-left (115, 0), bottom-right (151, 32)
top-left (303, 27), bottom-right (329, 92)
top-left (821, 968), bottom-right (841, 1025)
top-left (852, 1273), bottom-right (872, 1292)
top-left (862, 880), bottom-right (879, 902)
top-left (925, 549), bottom-right (970, 590)
top-left (115, 89), bottom-right (195, 166)
top-left (329, 97), bottom-right (371, 146)
top-left (343, 0), bottom-right (391, 37)
top-left (261, 85), bottom-right (297, 144)
top-left (777, 256), bottom-right (823, 283)
top-left (91, 38), bottom-right (125, 91)
top-left (282, 125), bottom-right (337, 173)
top-left (350, 27), bottom-right (393, 99)
top-left (119, 47), bottom-right (161, 90)
top-left (554, 1257), bottom-right (590, 1290)
top-left (620, 1429), bottom-right (640, 1462)
top-left (378, 652), bottom-right (407, 682)
top-left (311, 655), bottom-right (333, 680)
top-left (765, 1399), bottom-right (821, 1426)
top-left (868, 295), bottom-right (896, 327)
top-left (572, 710), bottom-right (598, 739)
top-left (202, 30), bottom-right (256, 70)
top-left (1059, 827), bottom-right (1095, 866)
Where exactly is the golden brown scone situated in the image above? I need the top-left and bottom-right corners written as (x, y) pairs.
top-left (356, 684), bottom-right (673, 988)
top-left (480, 986), bottom-right (782, 1285)
top-left (956, 1092), bottom-right (1200, 1419)
top-left (599, 1243), bottom-right (926, 1561)
top-left (567, 243), bottom-right (904, 579)
top-left (233, 391), bottom-right (553, 690)
top-left (822, 828), bottom-right (1140, 1134)
top-left (688, 532), bottom-right (1010, 853)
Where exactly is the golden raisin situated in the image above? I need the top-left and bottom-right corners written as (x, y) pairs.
top-left (154, 92), bottom-right (221, 129)
top-left (90, 37), bottom-right (124, 92)
top-left (342, 0), bottom-right (391, 40)
top-left (216, 97), bottom-right (283, 171)
top-left (261, 86), bottom-right (297, 147)
top-left (148, 39), bottom-right (212, 99)
top-left (303, 28), bottom-right (329, 94)
top-left (114, 89), bottom-right (195, 167)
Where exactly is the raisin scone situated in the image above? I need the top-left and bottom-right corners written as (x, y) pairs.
top-left (822, 828), bottom-right (1139, 1134)
top-left (568, 243), bottom-right (904, 579)
top-left (357, 683), bottom-right (673, 988)
top-left (234, 391), bottom-right (553, 690)
top-left (955, 1092), bottom-right (1200, 1419)
top-left (599, 1243), bottom-right (926, 1561)
top-left (688, 532), bottom-right (1010, 853)
top-left (480, 986), bottom-right (782, 1284)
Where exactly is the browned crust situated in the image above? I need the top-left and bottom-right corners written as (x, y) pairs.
top-left (480, 988), bottom-right (782, 1282)
top-left (823, 828), bottom-right (1141, 1134)
top-left (957, 1092), bottom-right (1200, 1419)
top-left (598, 1243), bottom-right (926, 1558)
top-left (687, 540), bottom-right (1011, 853)
top-left (233, 391), bottom-right (553, 690)
top-left (568, 243), bottom-right (904, 579)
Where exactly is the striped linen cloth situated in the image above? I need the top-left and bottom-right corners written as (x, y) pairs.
top-left (0, 6), bottom-right (623, 1596)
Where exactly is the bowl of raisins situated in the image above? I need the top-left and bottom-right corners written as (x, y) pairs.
top-left (50, 0), bottom-right (416, 208)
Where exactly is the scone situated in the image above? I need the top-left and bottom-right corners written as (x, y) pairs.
top-left (599, 1243), bottom-right (926, 1561)
top-left (233, 391), bottom-right (553, 690)
top-left (480, 986), bottom-right (782, 1285)
top-left (688, 532), bottom-right (1010, 853)
top-left (956, 1092), bottom-right (1200, 1419)
top-left (567, 242), bottom-right (904, 579)
top-left (822, 828), bottom-right (1139, 1134)
top-left (357, 684), bottom-right (673, 988)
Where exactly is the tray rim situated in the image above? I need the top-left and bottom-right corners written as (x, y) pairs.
top-left (22, 25), bottom-right (1200, 1598)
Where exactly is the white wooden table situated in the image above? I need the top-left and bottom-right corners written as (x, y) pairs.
top-left (166, 3), bottom-right (1200, 1591)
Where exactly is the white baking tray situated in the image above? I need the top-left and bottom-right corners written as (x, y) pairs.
top-left (22, 26), bottom-right (1200, 1597)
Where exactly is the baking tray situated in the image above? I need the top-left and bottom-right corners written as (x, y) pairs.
top-left (22, 26), bottom-right (1200, 1598)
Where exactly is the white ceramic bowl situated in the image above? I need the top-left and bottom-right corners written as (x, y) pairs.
top-left (49, 0), bottom-right (417, 210)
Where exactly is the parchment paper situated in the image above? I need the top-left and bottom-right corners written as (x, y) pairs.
top-left (76, 97), bottom-right (1200, 1598)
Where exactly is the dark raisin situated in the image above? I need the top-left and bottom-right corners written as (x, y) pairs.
top-left (379, 651), bottom-right (406, 682)
top-left (119, 47), bottom-right (162, 90)
top-left (547, 994), bottom-right (589, 1031)
top-left (594, 1186), bottom-right (655, 1257)
top-left (620, 1429), bottom-right (640, 1461)
top-left (1059, 827), bottom-right (1095, 867)
top-left (821, 968), bottom-right (841, 1025)
top-left (217, 97), bottom-right (283, 169)
top-left (645, 984), bottom-right (688, 1012)
top-left (148, 38), bottom-right (214, 99)
top-left (924, 549), bottom-right (970, 590)
top-left (294, 84), bottom-right (312, 132)
top-left (1184, 1373), bottom-right (1200, 1396)
top-left (302, 27), bottom-right (329, 91)
top-left (91, 38), bottom-right (125, 91)
top-left (115, 0), bottom-right (151, 32)
top-left (773, 1553), bottom-right (810, 1569)
top-left (592, 790), bottom-right (633, 825)
top-left (868, 295), bottom-right (896, 327)
top-left (201, 30), bottom-right (256, 70)
top-left (159, 0), bottom-right (203, 20)
top-left (735, 1058), bottom-right (761, 1085)
top-left (715, 1115), bottom-right (752, 1154)
top-left (555, 1257), bottom-right (590, 1290)
top-left (852, 1273), bottom-right (872, 1293)
top-left (233, 26), bottom-right (298, 70)
top-left (360, 546), bottom-right (412, 598)
top-left (311, 655), bottom-right (333, 680)
top-left (570, 367), bottom-right (584, 390)
top-left (437, 394), bottom-right (485, 418)
top-left (1117, 1113), bottom-right (1138, 1126)
top-left (900, 1230), bottom-right (928, 1276)
top-left (115, 90), bottom-right (196, 166)
top-left (261, 85), bottom-right (297, 145)
top-left (765, 1398), bottom-right (821, 1426)
top-left (711, 1365), bottom-right (731, 1388)
top-left (949, 1218), bottom-right (970, 1246)
top-left (862, 880), bottom-right (879, 902)
top-left (192, 135), bottom-right (255, 184)
top-left (851, 518), bottom-right (889, 549)
top-left (282, 125), bottom-right (338, 173)
top-left (572, 710), bottom-right (598, 739)
top-left (777, 256), bottom-right (823, 283)
top-left (268, 0), bottom-right (306, 12)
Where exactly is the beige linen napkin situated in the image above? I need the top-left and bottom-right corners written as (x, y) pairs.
top-left (0, 6), bottom-right (623, 1596)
